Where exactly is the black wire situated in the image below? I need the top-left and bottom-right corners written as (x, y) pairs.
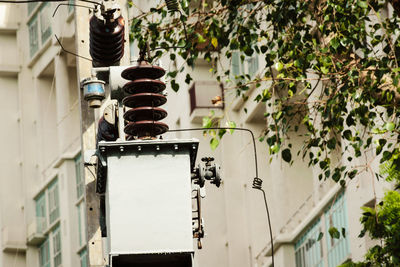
top-left (55, 34), bottom-right (93, 62)
top-left (0, 0), bottom-right (101, 6)
top-left (167, 127), bottom-right (274, 266)
top-left (52, 3), bottom-right (94, 17)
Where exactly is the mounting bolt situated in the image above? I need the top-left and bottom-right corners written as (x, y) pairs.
top-left (137, 146), bottom-right (142, 151)
top-left (174, 144), bottom-right (179, 150)
top-left (156, 145), bottom-right (160, 151)
top-left (100, 147), bottom-right (105, 153)
top-left (119, 146), bottom-right (124, 152)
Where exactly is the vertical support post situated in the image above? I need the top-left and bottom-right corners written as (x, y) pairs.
top-left (117, 101), bottom-right (125, 141)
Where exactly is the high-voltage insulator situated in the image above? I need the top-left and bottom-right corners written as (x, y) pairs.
top-left (89, 6), bottom-right (125, 67)
top-left (121, 61), bottom-right (169, 139)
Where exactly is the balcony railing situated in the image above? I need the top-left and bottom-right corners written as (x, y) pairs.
top-left (189, 81), bottom-right (224, 114)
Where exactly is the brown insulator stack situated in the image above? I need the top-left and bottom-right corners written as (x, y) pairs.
top-left (121, 61), bottom-right (169, 139)
top-left (89, 15), bottom-right (125, 67)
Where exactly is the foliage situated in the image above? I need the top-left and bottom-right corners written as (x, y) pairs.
top-left (130, 0), bottom-right (400, 183)
top-left (129, 0), bottom-right (400, 264)
top-left (339, 191), bottom-right (400, 267)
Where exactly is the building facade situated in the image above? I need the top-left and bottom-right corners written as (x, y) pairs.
top-left (0, 1), bottom-right (392, 267)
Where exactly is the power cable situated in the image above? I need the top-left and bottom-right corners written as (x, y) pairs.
top-left (168, 127), bottom-right (274, 266)
top-left (0, 0), bottom-right (101, 6)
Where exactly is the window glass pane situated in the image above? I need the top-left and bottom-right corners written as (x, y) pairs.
top-left (80, 249), bottom-right (88, 267)
top-left (28, 16), bottom-right (39, 57)
top-left (75, 153), bottom-right (84, 199)
top-left (39, 238), bottom-right (50, 267)
top-left (231, 51), bottom-right (240, 77)
top-left (325, 192), bottom-right (350, 267)
top-left (48, 178), bottom-right (60, 224)
top-left (68, 0), bottom-right (74, 13)
top-left (40, 3), bottom-right (52, 44)
top-left (53, 226), bottom-right (62, 267)
top-left (247, 55), bottom-right (259, 77)
top-left (28, 2), bottom-right (38, 15)
top-left (35, 192), bottom-right (47, 233)
top-left (294, 219), bottom-right (324, 267)
top-left (77, 202), bottom-right (87, 246)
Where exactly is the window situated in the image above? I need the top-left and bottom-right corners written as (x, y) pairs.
top-left (35, 192), bottom-right (47, 233)
top-left (28, 17), bottom-right (39, 57)
top-left (53, 226), bottom-right (62, 267)
top-left (40, 3), bottom-right (52, 44)
top-left (68, 0), bottom-right (74, 13)
top-left (48, 179), bottom-right (60, 225)
top-left (77, 201), bottom-right (87, 247)
top-left (39, 237), bottom-right (50, 267)
top-left (28, 2), bottom-right (38, 15)
top-left (80, 249), bottom-right (88, 267)
top-left (28, 2), bottom-right (52, 58)
top-left (295, 219), bottom-right (324, 267)
top-left (231, 51), bottom-right (259, 78)
top-left (75, 153), bottom-right (84, 199)
top-left (324, 192), bottom-right (350, 267)
top-left (294, 191), bottom-right (350, 267)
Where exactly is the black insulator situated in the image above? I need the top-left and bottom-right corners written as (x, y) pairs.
top-left (165, 0), bottom-right (179, 12)
top-left (89, 14), bottom-right (125, 67)
top-left (121, 62), bottom-right (169, 139)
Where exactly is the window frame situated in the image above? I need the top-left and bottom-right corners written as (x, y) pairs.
top-left (52, 225), bottom-right (62, 267)
top-left (27, 2), bottom-right (53, 58)
top-left (48, 178), bottom-right (60, 225)
top-left (39, 237), bottom-right (50, 267)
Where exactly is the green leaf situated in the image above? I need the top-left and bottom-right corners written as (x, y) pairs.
top-left (202, 116), bottom-right (212, 128)
top-left (329, 227), bottom-right (340, 239)
top-left (357, 0), bottom-right (368, 9)
top-left (385, 122), bottom-right (395, 132)
top-left (282, 149), bottom-right (292, 163)
top-left (275, 62), bottom-right (284, 72)
top-left (227, 121), bottom-right (236, 134)
top-left (317, 232), bottom-right (324, 241)
top-left (210, 138), bottom-right (219, 150)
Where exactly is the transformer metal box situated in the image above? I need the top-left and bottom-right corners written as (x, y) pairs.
top-left (97, 139), bottom-right (199, 267)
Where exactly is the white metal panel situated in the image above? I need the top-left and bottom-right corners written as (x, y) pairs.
top-left (106, 150), bottom-right (194, 254)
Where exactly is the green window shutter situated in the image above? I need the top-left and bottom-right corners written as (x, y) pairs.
top-left (248, 55), bottom-right (259, 78)
top-left (27, 2), bottom-right (38, 15)
top-left (294, 219), bottom-right (324, 267)
top-left (48, 178), bottom-right (60, 224)
top-left (80, 249), bottom-right (88, 267)
top-left (53, 226), bottom-right (62, 267)
top-left (325, 192), bottom-right (350, 267)
top-left (28, 16), bottom-right (39, 57)
top-left (35, 192), bottom-right (47, 233)
top-left (39, 237), bottom-right (50, 267)
top-left (40, 3), bottom-right (52, 44)
top-left (231, 51), bottom-right (240, 77)
top-left (75, 153), bottom-right (84, 199)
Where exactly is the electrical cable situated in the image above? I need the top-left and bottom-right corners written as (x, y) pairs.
top-left (167, 127), bottom-right (274, 266)
top-left (0, 0), bottom-right (102, 6)
top-left (55, 34), bottom-right (93, 62)
top-left (52, 3), bottom-right (95, 17)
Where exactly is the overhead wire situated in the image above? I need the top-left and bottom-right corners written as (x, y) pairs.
top-left (167, 127), bottom-right (274, 266)
top-left (0, 0), bottom-right (102, 6)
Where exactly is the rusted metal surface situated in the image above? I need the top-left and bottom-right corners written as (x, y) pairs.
top-left (121, 61), bottom-right (169, 138)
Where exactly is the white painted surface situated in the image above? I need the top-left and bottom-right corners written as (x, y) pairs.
top-left (106, 149), bottom-right (194, 254)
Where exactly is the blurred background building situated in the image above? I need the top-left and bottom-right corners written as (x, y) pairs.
top-left (0, 1), bottom-right (392, 267)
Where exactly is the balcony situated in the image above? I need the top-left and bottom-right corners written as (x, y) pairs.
top-left (2, 226), bottom-right (27, 252)
top-left (189, 81), bottom-right (224, 123)
top-left (27, 217), bottom-right (46, 246)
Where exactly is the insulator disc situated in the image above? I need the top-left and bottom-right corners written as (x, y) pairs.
top-left (124, 121), bottom-right (169, 137)
top-left (122, 93), bottom-right (167, 108)
top-left (123, 107), bottom-right (167, 122)
top-left (123, 79), bottom-right (166, 94)
top-left (121, 65), bottom-right (166, 80)
top-left (89, 15), bottom-right (125, 67)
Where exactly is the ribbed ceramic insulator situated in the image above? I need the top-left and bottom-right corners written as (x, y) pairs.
top-left (121, 62), bottom-right (169, 139)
